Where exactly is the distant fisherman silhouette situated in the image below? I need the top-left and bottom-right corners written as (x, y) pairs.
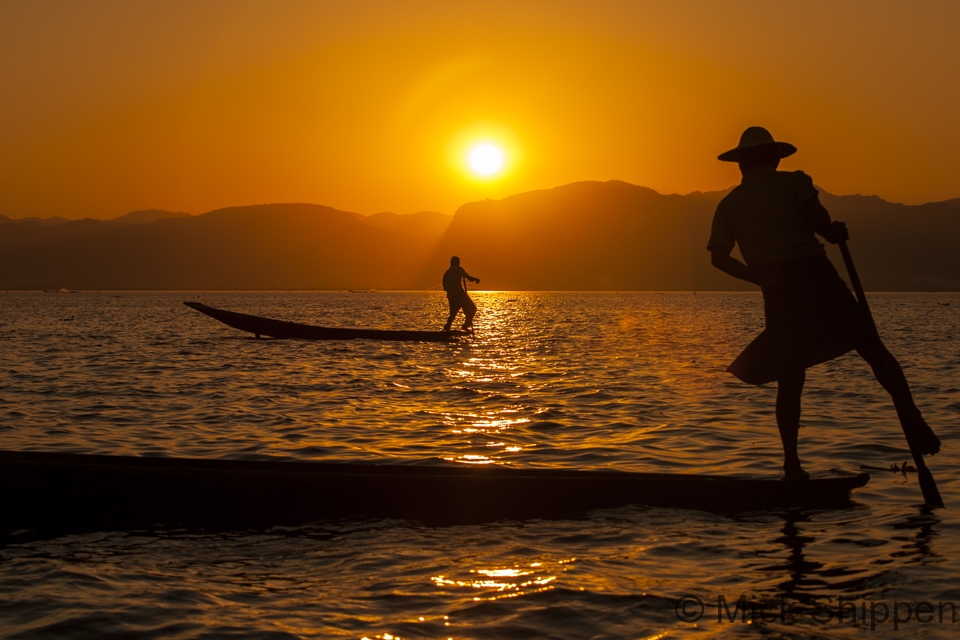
top-left (442, 256), bottom-right (480, 332)
top-left (708, 126), bottom-right (940, 481)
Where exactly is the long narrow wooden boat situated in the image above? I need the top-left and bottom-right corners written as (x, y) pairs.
top-left (0, 450), bottom-right (869, 532)
top-left (183, 301), bottom-right (469, 342)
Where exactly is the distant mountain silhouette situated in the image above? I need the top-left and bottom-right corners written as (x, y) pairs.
top-left (430, 181), bottom-right (733, 290)
top-left (111, 209), bottom-right (192, 224)
top-left (816, 192), bottom-right (960, 291)
top-left (1, 183), bottom-right (957, 290)
top-left (357, 210), bottom-right (451, 235)
top-left (431, 181), bottom-right (960, 291)
top-left (0, 204), bottom-right (452, 290)
top-left (1, 215), bottom-right (71, 227)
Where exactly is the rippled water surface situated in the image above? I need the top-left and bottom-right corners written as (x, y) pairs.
top-left (1, 291), bottom-right (959, 638)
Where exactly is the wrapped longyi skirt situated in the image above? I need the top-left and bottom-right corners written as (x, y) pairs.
top-left (728, 253), bottom-right (868, 385)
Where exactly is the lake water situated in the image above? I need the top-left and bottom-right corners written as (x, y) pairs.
top-left (1, 291), bottom-right (959, 638)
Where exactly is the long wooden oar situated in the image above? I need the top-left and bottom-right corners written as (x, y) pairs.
top-left (838, 240), bottom-right (944, 508)
top-left (462, 276), bottom-right (476, 337)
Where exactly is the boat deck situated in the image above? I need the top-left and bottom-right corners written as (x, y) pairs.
top-left (1, 450), bottom-right (869, 532)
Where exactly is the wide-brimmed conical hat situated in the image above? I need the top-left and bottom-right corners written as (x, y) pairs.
top-left (718, 126), bottom-right (797, 162)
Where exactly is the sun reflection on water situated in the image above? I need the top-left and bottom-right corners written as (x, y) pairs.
top-left (431, 558), bottom-right (575, 602)
top-left (442, 454), bottom-right (495, 464)
top-left (446, 410), bottom-right (530, 434)
top-left (438, 407), bottom-right (532, 463)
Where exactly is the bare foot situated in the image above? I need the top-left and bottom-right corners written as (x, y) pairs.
top-left (781, 465), bottom-right (810, 481)
top-left (906, 408), bottom-right (941, 456)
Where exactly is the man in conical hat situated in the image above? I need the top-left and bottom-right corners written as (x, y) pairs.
top-left (708, 126), bottom-right (940, 480)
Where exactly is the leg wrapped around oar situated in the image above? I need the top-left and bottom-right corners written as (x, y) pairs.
top-left (840, 241), bottom-right (944, 507)
top-left (461, 295), bottom-right (477, 331)
top-left (857, 338), bottom-right (941, 456)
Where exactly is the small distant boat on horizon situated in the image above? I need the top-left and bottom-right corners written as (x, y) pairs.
top-left (184, 301), bottom-right (470, 342)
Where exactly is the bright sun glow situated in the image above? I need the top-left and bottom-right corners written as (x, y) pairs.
top-left (468, 143), bottom-right (504, 176)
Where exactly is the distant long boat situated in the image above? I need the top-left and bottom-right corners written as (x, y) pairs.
top-left (0, 450), bottom-right (869, 532)
top-left (184, 301), bottom-right (469, 342)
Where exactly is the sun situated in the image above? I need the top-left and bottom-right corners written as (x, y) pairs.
top-left (468, 143), bottom-right (504, 176)
top-left (448, 125), bottom-right (520, 182)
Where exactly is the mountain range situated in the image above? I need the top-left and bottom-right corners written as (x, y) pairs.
top-left (1, 181), bottom-right (958, 290)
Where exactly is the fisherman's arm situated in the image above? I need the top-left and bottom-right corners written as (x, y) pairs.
top-left (710, 246), bottom-right (762, 286)
top-left (461, 269), bottom-right (480, 284)
top-left (800, 194), bottom-right (848, 243)
top-left (706, 204), bottom-right (760, 284)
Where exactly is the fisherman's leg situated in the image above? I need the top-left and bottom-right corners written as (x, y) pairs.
top-left (777, 368), bottom-right (808, 480)
top-left (856, 338), bottom-right (914, 405)
top-left (856, 338), bottom-right (940, 455)
top-left (443, 297), bottom-right (459, 332)
top-left (462, 296), bottom-right (477, 329)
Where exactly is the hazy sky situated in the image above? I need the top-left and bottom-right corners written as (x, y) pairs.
top-left (2, 1), bottom-right (958, 219)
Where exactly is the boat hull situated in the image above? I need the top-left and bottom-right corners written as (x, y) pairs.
top-left (0, 450), bottom-right (869, 532)
top-left (183, 301), bottom-right (469, 342)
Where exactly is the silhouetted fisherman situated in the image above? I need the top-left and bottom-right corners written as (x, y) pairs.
top-left (708, 126), bottom-right (940, 480)
top-left (442, 256), bottom-right (480, 332)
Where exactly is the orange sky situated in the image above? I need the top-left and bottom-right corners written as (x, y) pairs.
top-left (2, 1), bottom-right (958, 219)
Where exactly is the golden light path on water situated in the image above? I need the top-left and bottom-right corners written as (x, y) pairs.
top-left (432, 560), bottom-right (564, 601)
